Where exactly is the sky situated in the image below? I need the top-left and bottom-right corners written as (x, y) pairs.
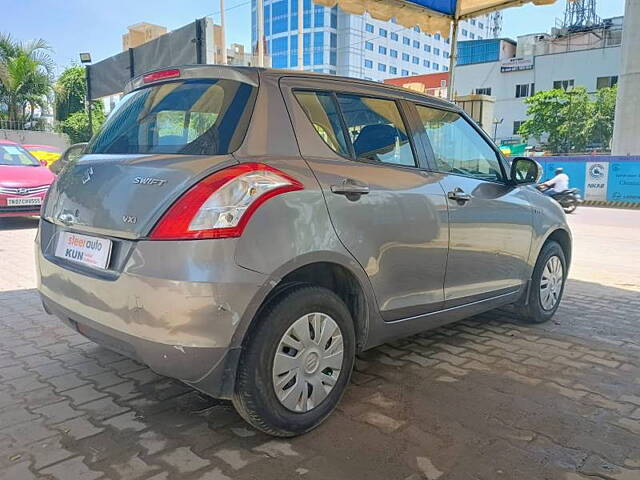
top-left (1, 0), bottom-right (626, 75)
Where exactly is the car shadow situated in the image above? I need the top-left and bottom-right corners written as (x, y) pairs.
top-left (0, 216), bottom-right (39, 230)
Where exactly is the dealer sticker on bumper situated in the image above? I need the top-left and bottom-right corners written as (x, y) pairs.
top-left (54, 232), bottom-right (112, 270)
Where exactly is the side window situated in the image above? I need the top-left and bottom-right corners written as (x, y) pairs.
top-left (336, 94), bottom-right (416, 167)
top-left (294, 91), bottom-right (350, 157)
top-left (415, 105), bottom-right (503, 182)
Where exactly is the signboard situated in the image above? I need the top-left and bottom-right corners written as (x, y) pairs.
top-left (608, 162), bottom-right (640, 203)
top-left (584, 162), bottom-right (609, 201)
top-left (500, 56), bottom-right (534, 73)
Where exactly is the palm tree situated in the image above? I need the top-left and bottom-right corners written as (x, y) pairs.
top-left (0, 33), bottom-right (54, 128)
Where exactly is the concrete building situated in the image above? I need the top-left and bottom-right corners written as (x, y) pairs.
top-left (383, 72), bottom-right (449, 98)
top-left (252, 0), bottom-right (496, 80)
top-left (122, 23), bottom-right (168, 50)
top-left (453, 16), bottom-right (623, 144)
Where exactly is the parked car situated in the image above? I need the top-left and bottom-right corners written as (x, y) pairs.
top-left (0, 140), bottom-right (55, 218)
top-left (36, 66), bottom-right (572, 437)
top-left (22, 144), bottom-right (62, 168)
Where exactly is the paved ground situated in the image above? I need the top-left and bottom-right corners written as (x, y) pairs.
top-left (0, 207), bottom-right (639, 480)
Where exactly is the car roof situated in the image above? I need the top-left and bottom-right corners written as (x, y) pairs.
top-left (131, 65), bottom-right (458, 111)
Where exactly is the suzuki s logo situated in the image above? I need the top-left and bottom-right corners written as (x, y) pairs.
top-left (81, 167), bottom-right (94, 185)
top-left (122, 215), bottom-right (137, 224)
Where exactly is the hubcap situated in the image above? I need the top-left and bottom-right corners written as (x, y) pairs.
top-left (272, 312), bottom-right (344, 413)
top-left (539, 255), bottom-right (564, 310)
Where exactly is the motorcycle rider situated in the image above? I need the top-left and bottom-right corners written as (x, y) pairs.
top-left (541, 168), bottom-right (569, 197)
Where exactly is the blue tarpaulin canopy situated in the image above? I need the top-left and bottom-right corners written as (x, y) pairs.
top-left (310, 0), bottom-right (556, 98)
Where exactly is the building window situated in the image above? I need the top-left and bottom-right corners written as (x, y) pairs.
top-left (330, 51), bottom-right (337, 66)
top-left (402, 53), bottom-right (409, 61)
top-left (513, 121), bottom-right (524, 135)
top-left (470, 19), bottom-right (476, 25)
top-left (597, 76), bottom-right (618, 89)
top-left (390, 66), bottom-right (397, 75)
top-left (443, 66), bottom-right (449, 71)
top-left (379, 46), bottom-right (387, 55)
top-left (445, 37), bottom-right (450, 44)
top-left (330, 32), bottom-right (337, 48)
top-left (423, 59), bottom-right (430, 67)
top-left (462, 29), bottom-right (468, 37)
top-left (413, 40), bottom-right (420, 49)
top-left (331, 7), bottom-right (337, 28)
top-left (365, 41), bottom-right (373, 51)
top-left (403, 36), bottom-right (410, 45)
top-left (402, 69), bottom-right (409, 76)
top-left (378, 63), bottom-right (386, 72)
top-left (412, 56), bottom-right (419, 64)
top-left (479, 22), bottom-right (484, 29)
top-left (424, 44), bottom-right (431, 53)
top-left (390, 49), bottom-right (398, 58)
top-left (379, 28), bottom-right (387, 37)
top-left (515, 83), bottom-right (534, 98)
top-left (553, 79), bottom-right (575, 91)
top-left (365, 23), bottom-right (374, 33)
top-left (478, 35), bottom-right (483, 40)
top-left (391, 32), bottom-right (398, 41)
top-left (476, 87), bottom-right (492, 95)
top-left (364, 59), bottom-right (373, 69)
top-left (470, 33), bottom-right (475, 39)
top-left (433, 63), bottom-right (439, 71)
top-left (413, 26), bottom-right (420, 32)
top-left (434, 33), bottom-right (441, 40)
top-left (314, 5), bottom-right (324, 27)
top-left (434, 48), bottom-right (440, 56)
top-left (443, 51), bottom-right (449, 59)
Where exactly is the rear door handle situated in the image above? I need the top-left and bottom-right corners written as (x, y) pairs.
top-left (447, 188), bottom-right (472, 203)
top-left (331, 179), bottom-right (370, 198)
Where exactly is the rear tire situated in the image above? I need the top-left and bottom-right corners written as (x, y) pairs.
top-left (232, 285), bottom-right (355, 437)
top-left (517, 241), bottom-right (567, 324)
top-left (563, 200), bottom-right (577, 214)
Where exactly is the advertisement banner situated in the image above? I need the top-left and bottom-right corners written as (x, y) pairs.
top-left (584, 162), bottom-right (609, 201)
top-left (607, 162), bottom-right (640, 203)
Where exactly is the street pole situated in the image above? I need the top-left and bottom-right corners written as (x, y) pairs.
top-left (220, 0), bottom-right (228, 64)
top-left (447, 1), bottom-right (462, 101)
top-left (85, 64), bottom-right (93, 138)
top-left (257, 0), bottom-right (265, 67)
top-left (297, 0), bottom-right (304, 70)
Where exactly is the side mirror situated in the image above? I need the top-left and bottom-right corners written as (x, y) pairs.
top-left (510, 157), bottom-right (542, 185)
top-left (51, 142), bottom-right (88, 175)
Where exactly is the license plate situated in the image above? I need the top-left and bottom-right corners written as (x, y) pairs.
top-left (7, 197), bottom-right (42, 206)
top-left (54, 232), bottom-right (112, 270)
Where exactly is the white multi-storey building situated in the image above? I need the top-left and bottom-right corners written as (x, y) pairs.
top-left (454, 16), bottom-right (624, 144)
top-left (251, 0), bottom-right (495, 80)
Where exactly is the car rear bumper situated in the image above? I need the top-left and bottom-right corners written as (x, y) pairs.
top-left (36, 231), bottom-right (267, 398)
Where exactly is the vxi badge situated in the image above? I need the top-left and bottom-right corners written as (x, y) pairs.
top-left (133, 177), bottom-right (167, 186)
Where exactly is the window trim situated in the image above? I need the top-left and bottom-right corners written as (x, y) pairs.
top-left (292, 87), bottom-right (423, 170)
top-left (410, 102), bottom-right (509, 184)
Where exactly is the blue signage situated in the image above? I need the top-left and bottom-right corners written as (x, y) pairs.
top-left (608, 162), bottom-right (640, 203)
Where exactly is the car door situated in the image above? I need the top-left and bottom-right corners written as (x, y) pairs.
top-left (413, 103), bottom-right (534, 307)
top-left (280, 78), bottom-right (449, 321)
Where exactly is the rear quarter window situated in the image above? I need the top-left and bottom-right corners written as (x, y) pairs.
top-left (87, 79), bottom-right (256, 155)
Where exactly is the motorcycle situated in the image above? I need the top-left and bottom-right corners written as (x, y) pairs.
top-left (536, 185), bottom-right (582, 214)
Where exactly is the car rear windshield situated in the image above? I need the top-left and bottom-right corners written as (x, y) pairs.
top-left (0, 144), bottom-right (40, 166)
top-left (87, 79), bottom-right (257, 155)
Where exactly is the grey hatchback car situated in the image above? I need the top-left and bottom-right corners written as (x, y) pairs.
top-left (37, 66), bottom-right (571, 436)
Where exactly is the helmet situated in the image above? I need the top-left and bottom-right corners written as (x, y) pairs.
top-left (555, 168), bottom-right (564, 175)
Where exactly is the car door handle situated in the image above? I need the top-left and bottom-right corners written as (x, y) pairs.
top-left (447, 188), bottom-right (472, 203)
top-left (331, 179), bottom-right (370, 197)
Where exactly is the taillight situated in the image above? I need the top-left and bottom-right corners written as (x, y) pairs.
top-left (143, 69), bottom-right (181, 84)
top-left (149, 163), bottom-right (303, 240)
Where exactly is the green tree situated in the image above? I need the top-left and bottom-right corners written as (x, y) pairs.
top-left (591, 85), bottom-right (617, 149)
top-left (54, 65), bottom-right (86, 121)
top-left (518, 87), bottom-right (594, 153)
top-left (56, 105), bottom-right (105, 144)
top-left (0, 33), bottom-right (54, 127)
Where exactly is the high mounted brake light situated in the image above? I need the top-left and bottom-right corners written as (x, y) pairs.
top-left (149, 163), bottom-right (304, 240)
top-left (143, 69), bottom-right (181, 84)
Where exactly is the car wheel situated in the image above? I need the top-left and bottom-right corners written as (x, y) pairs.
top-left (517, 241), bottom-right (567, 324)
top-left (232, 285), bottom-right (355, 437)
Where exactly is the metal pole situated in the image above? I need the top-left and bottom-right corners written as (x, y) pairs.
top-left (257, 0), bottom-right (265, 67)
top-left (86, 64), bottom-right (93, 138)
top-left (297, 0), bottom-right (304, 70)
top-left (447, 18), bottom-right (459, 101)
top-left (220, 0), bottom-right (228, 64)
